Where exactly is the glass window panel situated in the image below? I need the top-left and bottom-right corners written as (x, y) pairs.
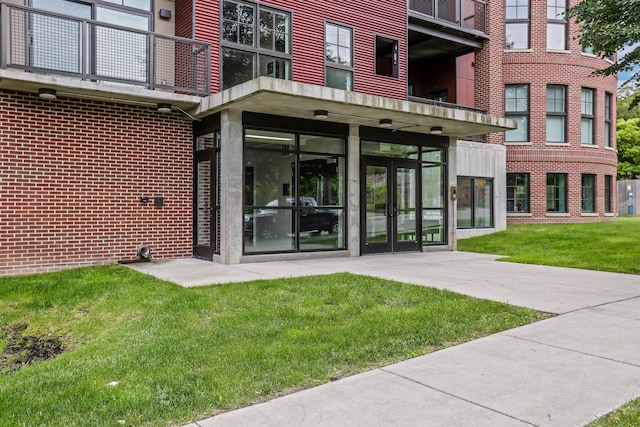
top-left (223, 21), bottom-right (238, 43)
top-left (338, 47), bottom-right (352, 66)
top-left (581, 88), bottom-right (594, 114)
top-left (222, 1), bottom-right (238, 21)
top-left (325, 24), bottom-right (338, 45)
top-left (97, 7), bottom-right (150, 30)
top-left (222, 49), bottom-right (255, 89)
top-left (245, 130), bottom-right (295, 150)
top-left (473, 179), bottom-right (493, 227)
top-left (547, 0), bottom-right (566, 19)
top-left (338, 27), bottom-right (352, 48)
top-left (300, 135), bottom-right (345, 155)
top-left (506, 23), bottom-right (529, 49)
top-left (259, 56), bottom-right (290, 79)
top-left (244, 208), bottom-right (295, 253)
top-left (238, 5), bottom-right (254, 23)
top-left (546, 116), bottom-right (565, 142)
top-left (582, 174), bottom-right (595, 212)
top-left (396, 167), bottom-right (418, 243)
top-left (581, 118), bottom-right (594, 144)
top-left (366, 165), bottom-right (388, 243)
top-left (422, 164), bottom-right (444, 208)
top-left (361, 141), bottom-right (419, 159)
top-left (299, 154), bottom-right (344, 206)
top-left (422, 210), bottom-right (444, 243)
top-left (505, 116), bottom-right (528, 142)
top-left (197, 133), bottom-right (216, 151)
top-left (32, 0), bottom-right (92, 18)
top-left (326, 68), bottom-right (352, 90)
top-left (299, 209), bottom-right (344, 250)
top-left (605, 122), bottom-right (612, 147)
top-left (239, 23), bottom-right (254, 45)
top-left (547, 86), bottom-right (565, 112)
top-left (457, 178), bottom-right (472, 228)
top-left (421, 147), bottom-right (445, 163)
top-left (547, 173), bottom-right (567, 212)
top-left (506, 0), bottom-right (529, 19)
top-left (507, 173), bottom-right (529, 212)
top-left (124, 0), bottom-right (151, 10)
top-left (547, 23), bottom-right (566, 50)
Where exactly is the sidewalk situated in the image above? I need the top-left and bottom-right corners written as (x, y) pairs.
top-left (129, 251), bottom-right (640, 426)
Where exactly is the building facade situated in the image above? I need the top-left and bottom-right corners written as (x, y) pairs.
top-left (0, 0), bottom-right (615, 276)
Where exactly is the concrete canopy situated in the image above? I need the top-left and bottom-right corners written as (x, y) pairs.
top-left (196, 77), bottom-right (516, 137)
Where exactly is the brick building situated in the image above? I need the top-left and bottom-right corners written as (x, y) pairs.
top-left (0, 0), bottom-right (615, 276)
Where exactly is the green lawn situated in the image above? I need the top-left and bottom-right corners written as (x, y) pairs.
top-left (457, 217), bottom-right (640, 275)
top-left (0, 266), bottom-right (545, 426)
top-left (458, 217), bottom-right (640, 426)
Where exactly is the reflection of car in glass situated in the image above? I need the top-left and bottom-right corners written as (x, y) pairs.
top-left (245, 197), bottom-right (339, 239)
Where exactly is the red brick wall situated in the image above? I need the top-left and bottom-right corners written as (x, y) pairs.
top-left (0, 91), bottom-right (193, 276)
top-left (479, 0), bottom-right (618, 223)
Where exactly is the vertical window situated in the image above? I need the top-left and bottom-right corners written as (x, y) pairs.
top-left (605, 92), bottom-right (613, 147)
top-left (547, 0), bottom-right (567, 50)
top-left (505, 0), bottom-right (529, 49)
top-left (581, 88), bottom-right (595, 145)
top-left (604, 175), bottom-right (613, 213)
top-left (422, 148), bottom-right (446, 244)
top-left (581, 174), bottom-right (596, 213)
top-left (375, 36), bottom-right (398, 78)
top-left (505, 84), bottom-right (529, 142)
top-left (221, 0), bottom-right (291, 90)
top-left (507, 173), bottom-right (530, 213)
top-left (457, 177), bottom-right (493, 228)
top-left (547, 173), bottom-right (567, 212)
top-left (546, 85), bottom-right (566, 143)
top-left (244, 130), bottom-right (346, 254)
top-left (325, 22), bottom-right (353, 90)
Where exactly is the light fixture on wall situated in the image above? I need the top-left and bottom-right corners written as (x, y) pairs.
top-left (430, 126), bottom-right (443, 134)
top-left (313, 110), bottom-right (329, 120)
top-left (157, 103), bottom-right (172, 113)
top-left (379, 118), bottom-right (393, 128)
top-left (38, 88), bottom-right (57, 100)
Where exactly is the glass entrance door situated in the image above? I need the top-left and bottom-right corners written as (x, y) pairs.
top-left (362, 159), bottom-right (420, 254)
top-left (194, 133), bottom-right (218, 259)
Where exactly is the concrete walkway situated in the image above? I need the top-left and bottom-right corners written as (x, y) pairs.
top-left (128, 251), bottom-right (640, 426)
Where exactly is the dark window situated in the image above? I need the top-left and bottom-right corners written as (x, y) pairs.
top-left (547, 173), bottom-right (567, 212)
top-left (547, 0), bottom-right (567, 50)
top-left (325, 22), bottom-right (353, 90)
top-left (581, 174), bottom-right (596, 213)
top-left (605, 92), bottom-right (613, 147)
top-left (221, 0), bottom-right (291, 89)
top-left (457, 177), bottom-right (493, 228)
top-left (506, 0), bottom-right (529, 49)
top-left (547, 85), bottom-right (566, 143)
top-left (604, 175), bottom-right (613, 213)
top-left (505, 84), bottom-right (529, 142)
top-left (507, 173), bottom-right (530, 212)
top-left (375, 36), bottom-right (398, 78)
top-left (581, 88), bottom-right (595, 145)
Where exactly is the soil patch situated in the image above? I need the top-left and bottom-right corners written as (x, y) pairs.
top-left (1, 323), bottom-right (65, 374)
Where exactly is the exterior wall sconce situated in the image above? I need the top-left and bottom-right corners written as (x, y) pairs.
top-left (38, 88), bottom-right (57, 100)
top-left (430, 126), bottom-right (443, 134)
top-left (157, 103), bottom-right (172, 113)
top-left (379, 118), bottom-right (393, 128)
top-left (313, 110), bottom-right (328, 120)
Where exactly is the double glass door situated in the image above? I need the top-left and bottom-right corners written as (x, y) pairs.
top-left (362, 158), bottom-right (420, 254)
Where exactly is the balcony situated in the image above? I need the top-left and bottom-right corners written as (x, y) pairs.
top-left (0, 3), bottom-right (210, 96)
top-left (409, 0), bottom-right (487, 35)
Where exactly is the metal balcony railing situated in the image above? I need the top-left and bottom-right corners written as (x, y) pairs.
top-left (409, 0), bottom-right (486, 34)
top-left (0, 3), bottom-right (210, 96)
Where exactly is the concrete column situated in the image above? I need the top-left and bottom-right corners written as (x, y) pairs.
top-left (347, 124), bottom-right (360, 257)
top-left (448, 138), bottom-right (457, 250)
top-left (219, 109), bottom-right (243, 264)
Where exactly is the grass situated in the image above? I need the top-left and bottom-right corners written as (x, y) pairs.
top-left (457, 217), bottom-right (640, 426)
top-left (0, 266), bottom-right (545, 426)
top-left (457, 217), bottom-right (640, 275)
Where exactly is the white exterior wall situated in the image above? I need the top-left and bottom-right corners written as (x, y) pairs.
top-left (456, 139), bottom-right (507, 239)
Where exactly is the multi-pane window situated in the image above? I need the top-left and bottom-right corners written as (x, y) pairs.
top-left (244, 130), bottom-right (346, 254)
top-left (221, 0), bottom-right (291, 90)
top-left (457, 177), bottom-right (493, 228)
top-left (546, 85), bottom-right (566, 143)
top-left (604, 175), bottom-right (613, 213)
top-left (605, 92), bottom-right (613, 147)
top-left (505, 0), bottom-right (529, 49)
top-left (325, 22), bottom-right (353, 90)
top-left (507, 173), bottom-right (530, 213)
top-left (547, 173), bottom-right (567, 212)
top-left (582, 174), bottom-right (596, 213)
top-left (581, 88), bottom-right (595, 145)
top-left (547, 0), bottom-right (567, 50)
top-left (505, 84), bottom-right (529, 142)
